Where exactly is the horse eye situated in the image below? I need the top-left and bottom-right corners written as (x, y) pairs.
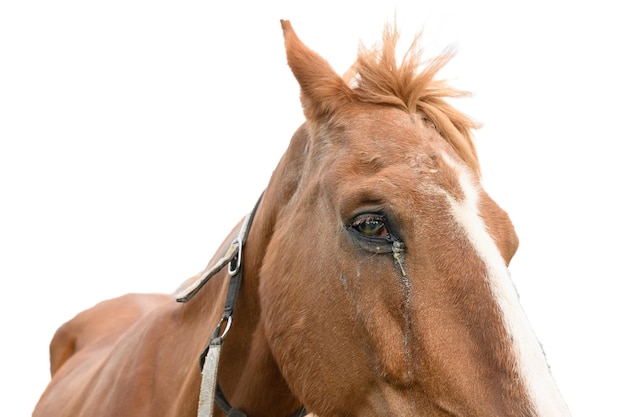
top-left (352, 216), bottom-right (389, 238)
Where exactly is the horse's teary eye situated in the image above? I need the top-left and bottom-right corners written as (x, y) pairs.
top-left (351, 215), bottom-right (389, 239)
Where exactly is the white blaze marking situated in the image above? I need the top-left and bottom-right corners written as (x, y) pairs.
top-left (441, 154), bottom-right (570, 416)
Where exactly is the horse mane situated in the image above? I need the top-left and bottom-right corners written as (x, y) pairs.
top-left (344, 24), bottom-right (482, 175)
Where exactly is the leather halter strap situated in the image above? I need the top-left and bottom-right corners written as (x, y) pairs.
top-left (174, 210), bottom-right (253, 304)
top-left (176, 194), bottom-right (307, 417)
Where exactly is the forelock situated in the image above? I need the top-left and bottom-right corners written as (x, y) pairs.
top-left (343, 23), bottom-right (482, 176)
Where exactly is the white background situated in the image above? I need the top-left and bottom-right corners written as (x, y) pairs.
top-left (1, 1), bottom-right (624, 415)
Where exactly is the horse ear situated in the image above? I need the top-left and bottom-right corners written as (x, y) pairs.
top-left (281, 20), bottom-right (353, 121)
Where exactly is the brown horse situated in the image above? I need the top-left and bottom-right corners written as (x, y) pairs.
top-left (33, 20), bottom-right (570, 417)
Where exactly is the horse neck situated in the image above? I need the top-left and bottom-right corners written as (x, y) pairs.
top-left (193, 126), bottom-right (310, 415)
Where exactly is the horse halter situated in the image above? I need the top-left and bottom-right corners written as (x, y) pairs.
top-left (175, 194), bottom-right (307, 417)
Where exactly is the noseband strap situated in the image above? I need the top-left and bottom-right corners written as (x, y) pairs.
top-left (176, 194), bottom-right (307, 417)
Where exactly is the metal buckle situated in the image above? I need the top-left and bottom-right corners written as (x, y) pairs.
top-left (228, 212), bottom-right (250, 276)
top-left (227, 237), bottom-right (243, 276)
top-left (213, 315), bottom-right (233, 341)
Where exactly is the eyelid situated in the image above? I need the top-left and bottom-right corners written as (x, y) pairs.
top-left (352, 210), bottom-right (404, 239)
top-left (346, 216), bottom-right (394, 254)
top-left (349, 208), bottom-right (386, 223)
top-left (351, 213), bottom-right (386, 225)
top-left (349, 212), bottom-right (392, 241)
top-left (345, 209), bottom-right (404, 254)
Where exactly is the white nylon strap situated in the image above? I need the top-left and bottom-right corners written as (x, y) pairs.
top-left (197, 340), bottom-right (222, 417)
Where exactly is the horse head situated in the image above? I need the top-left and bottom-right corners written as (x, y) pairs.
top-left (32, 19), bottom-right (571, 417)
top-left (243, 20), bottom-right (570, 417)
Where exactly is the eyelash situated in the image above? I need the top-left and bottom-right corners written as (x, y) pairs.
top-left (350, 214), bottom-right (390, 239)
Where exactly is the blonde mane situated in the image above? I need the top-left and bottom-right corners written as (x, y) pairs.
top-left (345, 24), bottom-right (481, 175)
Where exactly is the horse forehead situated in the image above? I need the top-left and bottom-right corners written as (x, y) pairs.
top-left (345, 130), bottom-right (465, 191)
top-left (332, 108), bottom-right (450, 171)
top-left (344, 107), bottom-right (435, 144)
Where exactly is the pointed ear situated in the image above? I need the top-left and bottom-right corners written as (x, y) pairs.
top-left (281, 20), bottom-right (353, 121)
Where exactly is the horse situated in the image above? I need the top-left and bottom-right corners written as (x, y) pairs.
top-left (33, 20), bottom-right (571, 417)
